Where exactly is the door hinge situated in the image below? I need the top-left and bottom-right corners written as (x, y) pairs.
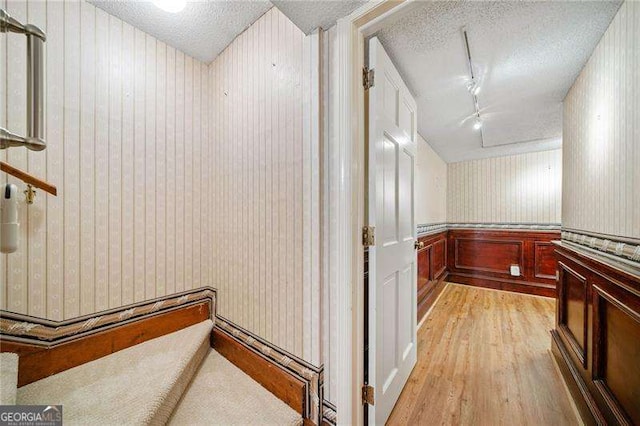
top-left (363, 67), bottom-right (375, 89)
top-left (362, 384), bottom-right (375, 405)
top-left (362, 225), bottom-right (375, 247)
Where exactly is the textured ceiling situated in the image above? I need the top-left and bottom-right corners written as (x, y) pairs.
top-left (375, 1), bottom-right (622, 162)
top-left (89, 1), bottom-right (365, 63)
top-left (272, 0), bottom-right (367, 34)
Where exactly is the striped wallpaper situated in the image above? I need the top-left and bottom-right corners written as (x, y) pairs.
top-left (563, 0), bottom-right (639, 240)
top-left (0, 0), bottom-right (209, 320)
top-left (0, 2), bottom-right (321, 362)
top-left (416, 134), bottom-right (447, 225)
top-left (207, 8), bottom-right (321, 361)
top-left (447, 149), bottom-right (562, 224)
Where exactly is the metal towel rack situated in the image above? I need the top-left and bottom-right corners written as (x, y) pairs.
top-left (0, 8), bottom-right (47, 151)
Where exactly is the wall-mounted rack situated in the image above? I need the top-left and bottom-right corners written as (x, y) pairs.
top-left (0, 161), bottom-right (57, 204)
top-left (0, 8), bottom-right (47, 151)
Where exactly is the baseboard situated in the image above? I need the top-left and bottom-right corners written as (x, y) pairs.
top-left (1, 301), bottom-right (211, 386)
top-left (448, 273), bottom-right (556, 298)
top-left (213, 317), bottom-right (324, 425)
top-left (550, 330), bottom-right (603, 425)
top-left (212, 327), bottom-right (306, 414)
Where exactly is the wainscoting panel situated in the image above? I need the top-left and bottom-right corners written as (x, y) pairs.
top-left (534, 242), bottom-right (557, 280)
top-left (552, 242), bottom-right (640, 425)
top-left (416, 231), bottom-right (448, 321)
top-left (454, 238), bottom-right (523, 275)
top-left (447, 229), bottom-right (559, 297)
top-left (557, 262), bottom-right (588, 367)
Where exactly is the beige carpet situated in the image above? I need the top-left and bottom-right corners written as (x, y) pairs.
top-left (0, 352), bottom-right (18, 405)
top-left (18, 320), bottom-right (213, 426)
top-left (169, 350), bottom-right (302, 426)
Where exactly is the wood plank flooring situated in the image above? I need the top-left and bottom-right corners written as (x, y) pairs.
top-left (387, 283), bottom-right (579, 426)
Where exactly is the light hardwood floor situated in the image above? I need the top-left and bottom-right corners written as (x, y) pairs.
top-left (387, 283), bottom-right (579, 426)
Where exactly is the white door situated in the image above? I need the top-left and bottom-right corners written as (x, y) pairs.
top-left (367, 37), bottom-right (418, 425)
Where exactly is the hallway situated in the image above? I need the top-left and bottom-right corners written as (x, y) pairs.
top-left (388, 284), bottom-right (578, 426)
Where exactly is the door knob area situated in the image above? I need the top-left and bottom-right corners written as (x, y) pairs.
top-left (414, 241), bottom-right (424, 250)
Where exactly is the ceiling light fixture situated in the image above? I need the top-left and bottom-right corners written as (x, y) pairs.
top-left (462, 27), bottom-right (486, 145)
top-left (152, 0), bottom-right (186, 13)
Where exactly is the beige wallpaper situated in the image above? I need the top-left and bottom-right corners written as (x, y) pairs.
top-left (416, 134), bottom-right (447, 225)
top-left (1, 0), bottom-right (212, 320)
top-left (563, 0), bottom-right (639, 240)
top-left (447, 150), bottom-right (562, 224)
top-left (207, 8), bottom-right (321, 361)
top-left (0, 2), bottom-right (320, 362)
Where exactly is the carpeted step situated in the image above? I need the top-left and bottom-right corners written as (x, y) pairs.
top-left (169, 349), bottom-right (302, 425)
top-left (0, 352), bottom-right (19, 405)
top-left (17, 319), bottom-right (213, 426)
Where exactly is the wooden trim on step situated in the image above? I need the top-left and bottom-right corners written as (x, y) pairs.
top-left (0, 287), bottom-right (216, 344)
top-left (213, 317), bottom-right (324, 425)
top-left (212, 327), bottom-right (306, 415)
top-left (0, 302), bottom-right (210, 387)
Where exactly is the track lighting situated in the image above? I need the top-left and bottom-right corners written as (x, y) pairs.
top-left (462, 27), bottom-right (485, 144)
top-left (467, 79), bottom-right (480, 95)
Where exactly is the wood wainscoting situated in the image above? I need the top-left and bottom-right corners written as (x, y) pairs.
top-left (416, 231), bottom-right (448, 321)
top-left (1, 301), bottom-right (211, 386)
top-left (447, 229), bottom-right (560, 297)
top-left (552, 242), bottom-right (640, 426)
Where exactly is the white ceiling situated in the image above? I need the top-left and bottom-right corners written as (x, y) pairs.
top-left (89, 0), bottom-right (365, 63)
top-left (375, 0), bottom-right (622, 163)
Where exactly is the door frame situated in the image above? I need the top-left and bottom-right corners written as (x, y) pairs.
top-left (331, 1), bottom-right (418, 424)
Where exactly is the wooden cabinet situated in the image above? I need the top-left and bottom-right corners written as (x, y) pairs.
top-left (552, 243), bottom-right (640, 425)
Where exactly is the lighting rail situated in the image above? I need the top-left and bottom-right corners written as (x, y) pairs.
top-left (462, 27), bottom-right (486, 148)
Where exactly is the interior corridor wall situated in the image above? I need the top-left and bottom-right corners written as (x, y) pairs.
top-left (447, 149), bottom-right (562, 224)
top-left (563, 0), bottom-right (639, 240)
top-left (0, 0), bottom-right (210, 321)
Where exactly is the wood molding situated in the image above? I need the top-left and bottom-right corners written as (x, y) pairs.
top-left (214, 317), bottom-right (324, 425)
top-left (212, 328), bottom-right (306, 415)
top-left (0, 287), bottom-right (216, 344)
top-left (0, 303), bottom-right (210, 387)
top-left (534, 241), bottom-right (557, 279)
top-left (553, 243), bottom-right (640, 425)
top-left (454, 238), bottom-right (524, 275)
